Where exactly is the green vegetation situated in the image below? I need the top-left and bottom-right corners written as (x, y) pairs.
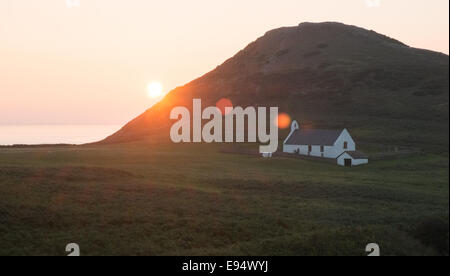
top-left (0, 142), bottom-right (448, 256)
top-left (1, 22), bottom-right (448, 256)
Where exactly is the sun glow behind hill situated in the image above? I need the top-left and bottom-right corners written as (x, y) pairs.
top-left (0, 1), bottom-right (448, 126)
top-left (147, 82), bottom-right (164, 99)
top-left (102, 22), bottom-right (449, 153)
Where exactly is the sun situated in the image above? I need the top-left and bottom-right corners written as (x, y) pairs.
top-left (147, 82), bottom-right (163, 99)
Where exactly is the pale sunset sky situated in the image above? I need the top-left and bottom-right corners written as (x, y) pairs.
top-left (0, 0), bottom-right (448, 125)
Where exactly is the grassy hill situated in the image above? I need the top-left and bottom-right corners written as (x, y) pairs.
top-left (0, 143), bottom-right (448, 255)
top-left (102, 22), bottom-right (449, 153)
top-left (0, 22), bottom-right (448, 256)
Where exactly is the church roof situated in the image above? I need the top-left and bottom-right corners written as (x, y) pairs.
top-left (284, 129), bottom-right (344, 146)
top-left (340, 150), bottom-right (368, 159)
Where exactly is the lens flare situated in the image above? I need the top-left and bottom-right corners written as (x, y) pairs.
top-left (276, 113), bottom-right (291, 129)
top-left (216, 98), bottom-right (233, 115)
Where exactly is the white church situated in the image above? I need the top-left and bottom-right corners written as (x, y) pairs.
top-left (283, 120), bottom-right (368, 167)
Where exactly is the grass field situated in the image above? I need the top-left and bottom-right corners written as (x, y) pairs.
top-left (0, 142), bottom-right (448, 256)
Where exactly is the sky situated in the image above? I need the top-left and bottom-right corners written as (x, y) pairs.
top-left (0, 0), bottom-right (448, 125)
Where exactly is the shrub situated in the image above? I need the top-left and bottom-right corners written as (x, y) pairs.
top-left (414, 217), bottom-right (449, 255)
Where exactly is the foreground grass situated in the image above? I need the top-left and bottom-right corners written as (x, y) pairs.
top-left (0, 142), bottom-right (448, 256)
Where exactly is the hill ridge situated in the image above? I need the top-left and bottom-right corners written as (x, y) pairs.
top-left (101, 22), bottom-right (449, 151)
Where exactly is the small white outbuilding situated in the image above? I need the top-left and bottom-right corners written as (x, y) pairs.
top-left (337, 151), bottom-right (369, 167)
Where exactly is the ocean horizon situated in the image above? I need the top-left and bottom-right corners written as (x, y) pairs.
top-left (0, 124), bottom-right (123, 146)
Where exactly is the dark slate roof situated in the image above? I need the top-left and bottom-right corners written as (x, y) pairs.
top-left (285, 129), bottom-right (343, 146)
top-left (341, 150), bottom-right (368, 159)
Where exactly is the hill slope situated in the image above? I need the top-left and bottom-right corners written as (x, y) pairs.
top-left (102, 22), bottom-right (449, 151)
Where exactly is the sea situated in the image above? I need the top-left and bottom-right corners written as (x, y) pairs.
top-left (0, 125), bottom-right (123, 145)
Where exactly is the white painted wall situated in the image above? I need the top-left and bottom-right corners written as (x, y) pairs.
top-left (329, 129), bottom-right (355, 158)
top-left (352, 159), bottom-right (369, 166)
top-left (283, 144), bottom-right (307, 154)
top-left (283, 120), bottom-right (299, 145)
top-left (337, 152), bottom-right (368, 166)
